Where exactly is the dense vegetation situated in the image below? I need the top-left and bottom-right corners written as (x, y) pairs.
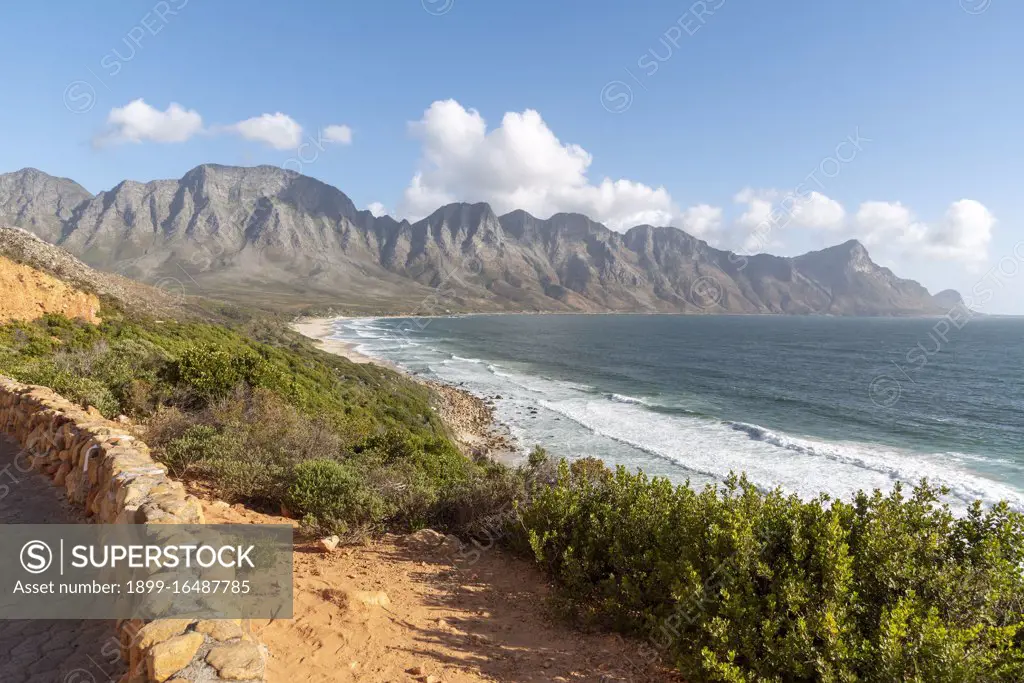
top-left (521, 459), bottom-right (1024, 682)
top-left (2, 311), bottom-right (1022, 681)
top-left (0, 311), bottom-right (520, 537)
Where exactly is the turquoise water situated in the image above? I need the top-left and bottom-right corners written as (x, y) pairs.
top-left (331, 314), bottom-right (1024, 510)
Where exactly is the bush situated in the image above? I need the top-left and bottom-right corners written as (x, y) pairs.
top-left (168, 343), bottom-right (274, 403)
top-left (520, 462), bottom-right (1024, 682)
top-left (286, 459), bottom-right (390, 536)
top-left (162, 425), bottom-right (224, 478)
top-left (12, 361), bottom-right (121, 417)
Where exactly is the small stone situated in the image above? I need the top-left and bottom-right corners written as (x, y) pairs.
top-left (135, 619), bottom-right (195, 650)
top-left (407, 664), bottom-right (426, 675)
top-left (194, 619), bottom-right (244, 641)
top-left (146, 632), bottom-right (204, 682)
top-left (206, 640), bottom-right (265, 680)
top-left (319, 535), bottom-right (340, 552)
top-left (440, 534), bottom-right (462, 555)
top-left (53, 462), bottom-right (70, 486)
top-left (210, 500), bottom-right (230, 510)
top-left (405, 528), bottom-right (445, 550)
top-left (354, 590), bottom-right (391, 607)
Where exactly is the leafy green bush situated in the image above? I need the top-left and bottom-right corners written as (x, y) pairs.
top-left (10, 360), bottom-right (121, 417)
top-left (286, 459), bottom-right (390, 535)
top-left (520, 462), bottom-right (1024, 682)
top-left (168, 343), bottom-right (274, 403)
top-left (162, 425), bottom-right (225, 478)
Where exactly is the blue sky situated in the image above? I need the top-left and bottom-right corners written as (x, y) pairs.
top-left (2, 0), bottom-right (1022, 312)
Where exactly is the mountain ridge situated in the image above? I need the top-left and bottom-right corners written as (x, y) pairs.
top-left (0, 165), bottom-right (958, 315)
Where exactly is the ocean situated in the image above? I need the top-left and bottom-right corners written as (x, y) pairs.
top-left (329, 314), bottom-right (1024, 511)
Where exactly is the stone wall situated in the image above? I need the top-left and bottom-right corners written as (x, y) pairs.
top-left (0, 376), bottom-right (269, 683)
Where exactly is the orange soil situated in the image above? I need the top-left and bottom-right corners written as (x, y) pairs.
top-left (203, 501), bottom-right (678, 683)
top-left (0, 255), bottom-right (100, 323)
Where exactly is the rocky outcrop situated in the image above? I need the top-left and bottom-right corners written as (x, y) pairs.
top-left (0, 165), bottom-right (959, 315)
top-left (0, 254), bottom-right (101, 323)
top-left (0, 376), bottom-right (268, 683)
top-left (0, 226), bottom-right (193, 318)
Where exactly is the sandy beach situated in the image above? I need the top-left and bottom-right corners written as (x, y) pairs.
top-left (291, 316), bottom-right (518, 460)
top-left (291, 317), bottom-right (382, 365)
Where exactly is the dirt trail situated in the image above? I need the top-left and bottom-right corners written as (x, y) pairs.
top-left (204, 502), bottom-right (675, 683)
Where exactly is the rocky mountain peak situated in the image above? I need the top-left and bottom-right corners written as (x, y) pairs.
top-left (0, 168), bottom-right (94, 242)
top-left (0, 165), bottom-right (956, 316)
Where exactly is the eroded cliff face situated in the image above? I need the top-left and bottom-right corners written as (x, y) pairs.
top-left (0, 255), bottom-right (101, 323)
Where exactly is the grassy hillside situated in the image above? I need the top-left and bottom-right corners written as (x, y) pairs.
top-left (1, 289), bottom-right (1021, 680)
top-left (0, 306), bottom-right (525, 536)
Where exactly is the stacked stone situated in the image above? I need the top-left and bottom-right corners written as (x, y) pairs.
top-left (0, 375), bottom-right (268, 683)
top-left (120, 618), bottom-right (266, 683)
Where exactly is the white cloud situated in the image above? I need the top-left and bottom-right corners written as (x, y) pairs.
top-left (679, 204), bottom-right (723, 237)
top-left (734, 188), bottom-right (775, 231)
top-left (733, 189), bottom-right (779, 251)
top-left (926, 199), bottom-right (995, 263)
top-left (853, 199), bottom-right (994, 264)
top-left (734, 188), bottom-right (844, 233)
top-left (853, 201), bottom-right (926, 246)
top-left (230, 112), bottom-right (303, 150)
top-left (366, 202), bottom-right (388, 217)
top-left (98, 99), bottom-right (202, 145)
top-left (397, 99), bottom-right (712, 233)
top-left (323, 124), bottom-right (353, 145)
top-left (789, 191), bottom-right (845, 230)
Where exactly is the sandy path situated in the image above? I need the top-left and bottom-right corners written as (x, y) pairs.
top-left (205, 502), bottom-right (676, 683)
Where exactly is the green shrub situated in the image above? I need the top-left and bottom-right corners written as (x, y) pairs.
top-left (162, 425), bottom-right (224, 477)
top-left (286, 459), bottom-right (390, 536)
top-left (11, 361), bottom-right (120, 417)
top-left (168, 343), bottom-right (274, 403)
top-left (520, 462), bottom-right (1024, 682)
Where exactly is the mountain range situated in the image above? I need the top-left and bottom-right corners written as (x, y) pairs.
top-left (0, 165), bottom-right (959, 315)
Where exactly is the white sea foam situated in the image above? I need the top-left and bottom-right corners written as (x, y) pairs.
top-left (608, 393), bottom-right (649, 405)
top-left (331, 317), bottom-right (1024, 512)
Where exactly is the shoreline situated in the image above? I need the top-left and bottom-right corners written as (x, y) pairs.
top-left (291, 316), bottom-right (519, 462)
